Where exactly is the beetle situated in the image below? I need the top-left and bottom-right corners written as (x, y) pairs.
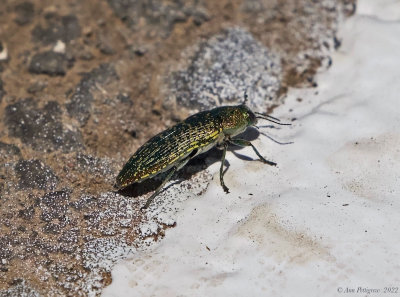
top-left (115, 98), bottom-right (290, 209)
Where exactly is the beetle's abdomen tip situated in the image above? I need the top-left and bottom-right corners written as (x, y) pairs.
top-left (115, 173), bottom-right (135, 190)
top-left (114, 175), bottom-right (126, 190)
top-left (113, 182), bottom-right (120, 190)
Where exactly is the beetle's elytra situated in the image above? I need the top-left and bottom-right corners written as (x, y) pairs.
top-left (116, 102), bottom-right (290, 209)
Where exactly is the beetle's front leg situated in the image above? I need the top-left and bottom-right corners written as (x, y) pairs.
top-left (229, 138), bottom-right (277, 166)
top-left (219, 142), bottom-right (230, 193)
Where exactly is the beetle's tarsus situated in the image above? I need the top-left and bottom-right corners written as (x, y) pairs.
top-left (261, 159), bottom-right (277, 166)
top-left (223, 185), bottom-right (230, 193)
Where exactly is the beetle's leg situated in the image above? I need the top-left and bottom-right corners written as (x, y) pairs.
top-left (215, 142), bottom-right (225, 150)
top-left (229, 138), bottom-right (277, 166)
top-left (141, 155), bottom-right (194, 210)
top-left (141, 167), bottom-right (177, 210)
top-left (220, 142), bottom-right (230, 193)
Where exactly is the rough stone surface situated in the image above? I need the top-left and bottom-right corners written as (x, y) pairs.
top-left (107, 0), bottom-right (210, 37)
top-left (0, 0), bottom-right (355, 295)
top-left (14, 159), bottom-right (58, 190)
top-left (0, 78), bottom-right (4, 103)
top-left (32, 13), bottom-right (81, 45)
top-left (0, 280), bottom-right (40, 297)
top-left (0, 142), bottom-right (21, 158)
top-left (65, 63), bottom-right (119, 125)
top-left (169, 27), bottom-right (281, 110)
top-left (28, 51), bottom-right (72, 76)
top-left (14, 2), bottom-right (35, 26)
top-left (240, 0), bottom-right (356, 92)
top-left (5, 98), bottom-right (83, 152)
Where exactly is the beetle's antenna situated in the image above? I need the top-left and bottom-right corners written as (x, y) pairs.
top-left (257, 124), bottom-right (281, 129)
top-left (259, 132), bottom-right (294, 145)
top-left (256, 115), bottom-right (291, 126)
top-left (255, 112), bottom-right (281, 122)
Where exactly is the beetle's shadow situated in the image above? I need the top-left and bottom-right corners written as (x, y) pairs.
top-left (117, 127), bottom-right (260, 198)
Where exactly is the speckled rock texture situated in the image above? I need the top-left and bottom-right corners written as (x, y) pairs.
top-left (0, 0), bottom-right (355, 295)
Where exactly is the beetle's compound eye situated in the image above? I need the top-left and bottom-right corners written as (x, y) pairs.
top-left (240, 105), bottom-right (257, 126)
top-left (247, 110), bottom-right (257, 125)
top-left (239, 105), bottom-right (257, 126)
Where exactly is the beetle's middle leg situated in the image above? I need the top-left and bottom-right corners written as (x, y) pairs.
top-left (229, 138), bottom-right (277, 166)
top-left (219, 142), bottom-right (230, 193)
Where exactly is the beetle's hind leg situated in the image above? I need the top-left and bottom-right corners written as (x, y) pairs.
top-left (141, 167), bottom-right (177, 210)
top-left (229, 138), bottom-right (277, 166)
top-left (220, 142), bottom-right (230, 193)
top-left (141, 153), bottom-right (196, 210)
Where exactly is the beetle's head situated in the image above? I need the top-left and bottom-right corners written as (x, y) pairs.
top-left (239, 91), bottom-right (257, 126)
top-left (238, 104), bottom-right (258, 127)
top-left (221, 104), bottom-right (257, 137)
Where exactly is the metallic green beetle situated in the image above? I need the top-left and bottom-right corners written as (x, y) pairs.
top-left (115, 102), bottom-right (289, 209)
